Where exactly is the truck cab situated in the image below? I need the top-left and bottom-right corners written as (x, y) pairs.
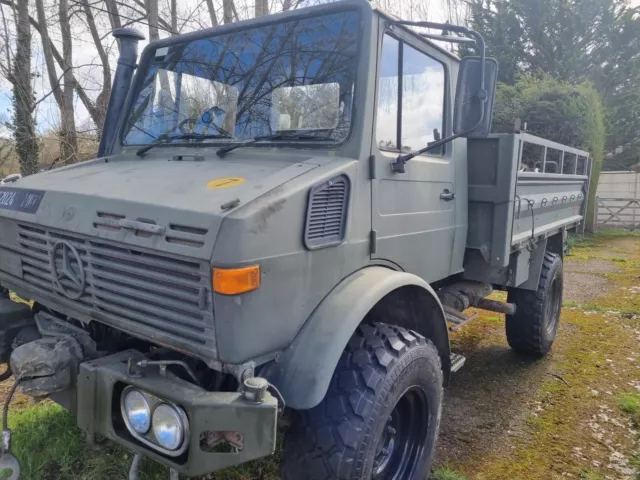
top-left (0, 1), bottom-right (590, 479)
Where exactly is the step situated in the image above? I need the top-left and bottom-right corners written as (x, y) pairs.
top-left (450, 353), bottom-right (466, 373)
top-left (445, 311), bottom-right (478, 332)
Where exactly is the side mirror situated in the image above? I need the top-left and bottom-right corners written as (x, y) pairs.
top-left (453, 56), bottom-right (498, 138)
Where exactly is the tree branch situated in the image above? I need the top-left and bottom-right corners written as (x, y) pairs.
top-left (33, 63), bottom-right (101, 110)
top-left (205, 0), bottom-right (218, 26)
top-left (0, 4), bottom-right (12, 76)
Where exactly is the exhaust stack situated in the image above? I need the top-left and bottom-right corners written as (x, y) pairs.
top-left (98, 28), bottom-right (145, 158)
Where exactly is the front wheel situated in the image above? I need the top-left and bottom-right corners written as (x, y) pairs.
top-left (506, 252), bottom-right (563, 356)
top-left (282, 323), bottom-right (443, 480)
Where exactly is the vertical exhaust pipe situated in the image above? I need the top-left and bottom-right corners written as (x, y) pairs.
top-left (98, 28), bottom-right (145, 158)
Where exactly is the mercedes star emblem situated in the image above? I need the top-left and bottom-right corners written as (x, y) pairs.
top-left (50, 240), bottom-right (86, 300)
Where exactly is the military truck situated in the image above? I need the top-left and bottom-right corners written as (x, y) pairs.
top-left (0, 0), bottom-right (591, 478)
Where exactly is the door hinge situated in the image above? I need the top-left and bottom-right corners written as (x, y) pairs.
top-left (368, 155), bottom-right (376, 180)
top-left (369, 230), bottom-right (377, 255)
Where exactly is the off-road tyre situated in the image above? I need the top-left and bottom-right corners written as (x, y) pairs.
top-left (506, 252), bottom-right (563, 356)
top-left (281, 323), bottom-right (443, 480)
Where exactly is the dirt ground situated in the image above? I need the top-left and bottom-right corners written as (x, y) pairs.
top-left (434, 234), bottom-right (640, 480)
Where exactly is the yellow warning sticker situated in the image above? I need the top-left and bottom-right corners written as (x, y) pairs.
top-left (207, 177), bottom-right (245, 189)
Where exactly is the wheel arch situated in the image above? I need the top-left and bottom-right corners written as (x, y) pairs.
top-left (262, 266), bottom-right (451, 410)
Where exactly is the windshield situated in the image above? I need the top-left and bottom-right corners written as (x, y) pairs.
top-left (122, 11), bottom-right (360, 146)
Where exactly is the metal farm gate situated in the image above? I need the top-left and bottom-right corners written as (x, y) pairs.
top-left (595, 171), bottom-right (640, 229)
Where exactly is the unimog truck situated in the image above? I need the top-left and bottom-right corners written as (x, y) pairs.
top-left (0, 0), bottom-right (591, 478)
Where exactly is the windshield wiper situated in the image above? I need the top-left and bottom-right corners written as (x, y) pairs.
top-left (136, 132), bottom-right (233, 157)
top-left (216, 133), bottom-right (337, 157)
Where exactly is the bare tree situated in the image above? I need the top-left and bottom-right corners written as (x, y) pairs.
top-left (104, 0), bottom-right (123, 32)
top-left (2, 0), bottom-right (106, 138)
top-left (82, 0), bottom-right (111, 131)
top-left (36, 0), bottom-right (78, 164)
top-left (3, 0), bottom-right (39, 175)
top-left (223, 0), bottom-right (234, 24)
top-left (147, 0), bottom-right (160, 41)
top-left (58, 0), bottom-right (78, 164)
top-left (171, 0), bottom-right (177, 32)
top-left (206, 0), bottom-right (219, 26)
top-left (255, 0), bottom-right (268, 17)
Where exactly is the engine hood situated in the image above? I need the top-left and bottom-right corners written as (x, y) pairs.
top-left (0, 150), bottom-right (320, 260)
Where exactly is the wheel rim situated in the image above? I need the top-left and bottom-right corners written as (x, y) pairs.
top-left (372, 387), bottom-right (429, 480)
top-left (545, 275), bottom-right (562, 336)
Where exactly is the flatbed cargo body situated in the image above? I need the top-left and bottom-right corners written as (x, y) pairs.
top-left (464, 133), bottom-right (590, 288)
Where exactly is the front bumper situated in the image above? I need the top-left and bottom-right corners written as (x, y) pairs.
top-left (76, 350), bottom-right (278, 477)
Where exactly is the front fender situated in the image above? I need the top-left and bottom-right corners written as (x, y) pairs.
top-left (262, 266), bottom-right (450, 410)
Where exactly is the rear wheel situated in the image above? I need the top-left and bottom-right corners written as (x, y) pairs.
top-left (506, 252), bottom-right (563, 356)
top-left (281, 323), bottom-right (443, 480)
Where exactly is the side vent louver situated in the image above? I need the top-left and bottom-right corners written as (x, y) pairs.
top-left (304, 174), bottom-right (350, 250)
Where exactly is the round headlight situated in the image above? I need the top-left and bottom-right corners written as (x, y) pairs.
top-left (122, 389), bottom-right (151, 434)
top-left (152, 404), bottom-right (186, 451)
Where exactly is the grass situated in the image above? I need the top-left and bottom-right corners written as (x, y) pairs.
top-left (580, 471), bottom-right (605, 480)
top-left (430, 467), bottom-right (469, 480)
top-left (562, 299), bottom-right (640, 315)
top-left (618, 393), bottom-right (640, 415)
top-left (566, 234), bottom-right (597, 250)
top-left (618, 393), bottom-right (640, 428)
top-left (8, 403), bottom-right (165, 480)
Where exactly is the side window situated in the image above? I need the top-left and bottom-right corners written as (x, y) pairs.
top-left (401, 44), bottom-right (445, 153)
top-left (376, 36), bottom-right (400, 151)
top-left (376, 34), bottom-right (446, 155)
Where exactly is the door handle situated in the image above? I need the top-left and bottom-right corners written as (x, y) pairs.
top-left (440, 190), bottom-right (455, 201)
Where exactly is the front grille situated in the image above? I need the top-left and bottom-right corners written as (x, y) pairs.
top-left (16, 223), bottom-right (214, 353)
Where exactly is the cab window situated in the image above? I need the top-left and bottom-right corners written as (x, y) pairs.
top-left (376, 34), bottom-right (446, 154)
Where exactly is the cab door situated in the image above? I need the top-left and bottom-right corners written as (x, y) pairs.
top-left (371, 30), bottom-right (457, 283)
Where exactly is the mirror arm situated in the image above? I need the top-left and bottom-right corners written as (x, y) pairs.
top-left (389, 25), bottom-right (488, 174)
top-left (391, 118), bottom-right (484, 173)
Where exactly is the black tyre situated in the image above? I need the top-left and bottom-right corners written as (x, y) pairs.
top-left (282, 323), bottom-right (443, 480)
top-left (506, 252), bottom-right (563, 356)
